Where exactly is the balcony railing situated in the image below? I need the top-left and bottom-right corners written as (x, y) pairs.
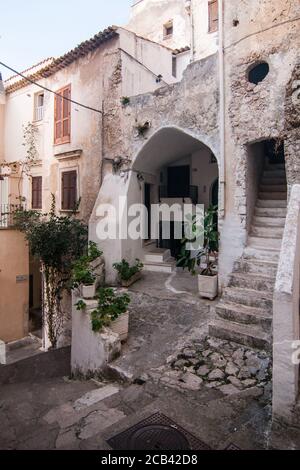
top-left (159, 185), bottom-right (199, 205)
top-left (34, 105), bottom-right (44, 121)
top-left (0, 204), bottom-right (25, 229)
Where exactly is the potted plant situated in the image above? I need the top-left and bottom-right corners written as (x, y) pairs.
top-left (113, 259), bottom-right (143, 287)
top-left (91, 288), bottom-right (131, 342)
top-left (72, 241), bottom-right (103, 299)
top-left (177, 206), bottom-right (219, 300)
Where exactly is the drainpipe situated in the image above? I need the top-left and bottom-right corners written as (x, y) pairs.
top-left (218, 0), bottom-right (225, 219)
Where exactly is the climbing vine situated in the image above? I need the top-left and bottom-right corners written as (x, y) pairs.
top-left (14, 196), bottom-right (88, 348)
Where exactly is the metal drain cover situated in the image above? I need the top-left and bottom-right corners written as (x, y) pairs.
top-left (107, 412), bottom-right (211, 450)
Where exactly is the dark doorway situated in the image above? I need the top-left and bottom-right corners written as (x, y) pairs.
top-left (144, 183), bottom-right (152, 240)
top-left (264, 139), bottom-right (285, 165)
top-left (211, 178), bottom-right (219, 207)
top-left (167, 166), bottom-right (190, 198)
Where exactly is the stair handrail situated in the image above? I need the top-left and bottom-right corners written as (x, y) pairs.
top-left (273, 183), bottom-right (300, 424)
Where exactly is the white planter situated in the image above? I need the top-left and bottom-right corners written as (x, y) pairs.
top-left (109, 312), bottom-right (129, 342)
top-left (82, 284), bottom-right (96, 299)
top-left (198, 274), bottom-right (218, 300)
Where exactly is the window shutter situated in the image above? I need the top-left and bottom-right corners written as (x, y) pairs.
top-left (62, 171), bottom-right (77, 210)
top-left (32, 176), bottom-right (42, 209)
top-left (54, 85), bottom-right (71, 144)
top-left (208, 0), bottom-right (219, 33)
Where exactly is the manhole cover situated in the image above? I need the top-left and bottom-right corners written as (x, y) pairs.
top-left (107, 412), bottom-right (211, 450)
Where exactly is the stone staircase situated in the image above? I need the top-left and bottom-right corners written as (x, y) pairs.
top-left (143, 246), bottom-right (175, 273)
top-left (210, 163), bottom-right (287, 351)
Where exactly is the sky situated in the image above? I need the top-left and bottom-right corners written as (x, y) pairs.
top-left (0, 0), bottom-right (132, 79)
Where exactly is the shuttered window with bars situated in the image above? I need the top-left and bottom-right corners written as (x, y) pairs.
top-left (61, 170), bottom-right (77, 211)
top-left (208, 0), bottom-right (219, 33)
top-left (32, 176), bottom-right (42, 209)
top-left (54, 85), bottom-right (71, 144)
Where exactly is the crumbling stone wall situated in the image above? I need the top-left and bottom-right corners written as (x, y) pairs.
top-left (285, 62), bottom-right (300, 188)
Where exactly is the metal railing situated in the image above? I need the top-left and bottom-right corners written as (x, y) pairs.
top-left (159, 185), bottom-right (198, 205)
top-left (0, 204), bottom-right (24, 229)
top-left (35, 106), bottom-right (44, 121)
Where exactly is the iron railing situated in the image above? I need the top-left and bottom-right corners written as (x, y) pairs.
top-left (0, 204), bottom-right (24, 229)
top-left (159, 185), bottom-right (198, 205)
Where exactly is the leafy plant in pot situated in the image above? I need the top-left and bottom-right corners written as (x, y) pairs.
top-left (91, 288), bottom-right (131, 342)
top-left (177, 206), bottom-right (219, 300)
top-left (72, 241), bottom-right (103, 299)
top-left (113, 258), bottom-right (143, 287)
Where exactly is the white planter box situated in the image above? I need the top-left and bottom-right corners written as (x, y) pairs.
top-left (109, 312), bottom-right (129, 342)
top-left (198, 274), bottom-right (218, 300)
top-left (82, 284), bottom-right (96, 299)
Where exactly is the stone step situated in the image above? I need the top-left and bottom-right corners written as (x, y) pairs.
top-left (209, 318), bottom-right (271, 351)
top-left (251, 226), bottom-right (284, 238)
top-left (259, 192), bottom-right (287, 200)
top-left (143, 259), bottom-right (174, 273)
top-left (260, 185), bottom-right (287, 193)
top-left (223, 287), bottom-right (273, 311)
top-left (248, 236), bottom-right (282, 250)
top-left (255, 207), bottom-right (287, 218)
top-left (256, 199), bottom-right (287, 208)
top-left (264, 163), bottom-right (285, 170)
top-left (261, 178), bottom-right (287, 186)
top-left (229, 272), bottom-right (275, 292)
top-left (263, 170), bottom-right (286, 178)
top-left (216, 301), bottom-right (272, 331)
top-left (144, 248), bottom-right (171, 264)
top-left (243, 246), bottom-right (280, 262)
top-left (253, 216), bottom-right (285, 227)
top-left (234, 258), bottom-right (278, 277)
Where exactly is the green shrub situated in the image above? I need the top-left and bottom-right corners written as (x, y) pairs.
top-left (91, 288), bottom-right (131, 333)
top-left (113, 259), bottom-right (143, 281)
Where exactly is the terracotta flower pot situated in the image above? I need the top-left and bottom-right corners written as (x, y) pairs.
top-left (109, 312), bottom-right (129, 342)
top-left (198, 274), bottom-right (218, 300)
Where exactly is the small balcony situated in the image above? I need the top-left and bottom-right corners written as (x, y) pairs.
top-left (34, 105), bottom-right (44, 122)
top-left (0, 204), bottom-right (25, 229)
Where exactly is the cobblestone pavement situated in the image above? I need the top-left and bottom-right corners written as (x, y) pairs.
top-left (0, 272), bottom-right (299, 450)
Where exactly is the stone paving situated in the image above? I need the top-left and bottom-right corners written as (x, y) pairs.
top-left (0, 271), bottom-right (299, 450)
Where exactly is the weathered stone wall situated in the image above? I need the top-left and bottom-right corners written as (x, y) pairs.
top-left (220, 0), bottom-right (300, 282)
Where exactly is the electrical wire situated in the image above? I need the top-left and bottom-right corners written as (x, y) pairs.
top-left (0, 60), bottom-right (103, 114)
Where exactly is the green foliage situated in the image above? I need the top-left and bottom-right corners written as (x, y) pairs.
top-left (72, 241), bottom-right (103, 287)
top-left (91, 288), bottom-right (131, 333)
top-left (75, 300), bottom-right (87, 311)
top-left (176, 206), bottom-right (219, 277)
top-left (13, 195), bottom-right (88, 348)
top-left (113, 259), bottom-right (143, 281)
top-left (121, 96), bottom-right (130, 106)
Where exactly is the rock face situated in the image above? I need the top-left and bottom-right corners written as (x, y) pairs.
top-left (165, 336), bottom-right (272, 394)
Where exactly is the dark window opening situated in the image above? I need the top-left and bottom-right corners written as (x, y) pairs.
top-left (172, 57), bottom-right (177, 78)
top-left (248, 62), bottom-right (269, 85)
top-left (163, 21), bottom-right (173, 39)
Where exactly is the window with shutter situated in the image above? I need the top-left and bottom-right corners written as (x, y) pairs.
top-left (61, 170), bottom-right (77, 211)
top-left (208, 0), bottom-right (219, 33)
top-left (54, 85), bottom-right (71, 144)
top-left (32, 176), bottom-right (42, 209)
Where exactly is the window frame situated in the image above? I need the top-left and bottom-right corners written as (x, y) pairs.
top-left (34, 92), bottom-right (44, 122)
top-left (163, 20), bottom-right (174, 39)
top-left (31, 175), bottom-right (43, 210)
top-left (60, 168), bottom-right (78, 212)
top-left (54, 84), bottom-right (71, 145)
top-left (208, 0), bottom-right (219, 33)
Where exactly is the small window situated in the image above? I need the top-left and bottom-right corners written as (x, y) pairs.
top-left (34, 92), bottom-right (44, 121)
top-left (61, 170), bottom-right (77, 211)
top-left (172, 56), bottom-right (177, 78)
top-left (208, 0), bottom-right (219, 33)
top-left (163, 20), bottom-right (173, 39)
top-left (248, 62), bottom-right (270, 85)
top-left (54, 85), bottom-right (71, 145)
top-left (32, 176), bottom-right (42, 209)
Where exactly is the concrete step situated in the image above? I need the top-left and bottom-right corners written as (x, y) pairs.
top-left (216, 301), bottom-right (272, 331)
top-left (223, 287), bottom-right (273, 311)
top-left (253, 216), bottom-right (285, 227)
top-left (251, 226), bottom-right (284, 239)
top-left (255, 207), bottom-right (287, 218)
top-left (260, 185), bottom-right (287, 193)
top-left (264, 163), bottom-right (285, 170)
top-left (261, 178), bottom-right (287, 186)
top-left (248, 236), bottom-right (282, 250)
top-left (144, 248), bottom-right (171, 263)
top-left (243, 246), bottom-right (280, 262)
top-left (143, 259), bottom-right (174, 273)
top-left (209, 318), bottom-right (271, 351)
top-left (259, 192), bottom-right (287, 200)
top-left (263, 170), bottom-right (286, 178)
top-left (229, 272), bottom-right (275, 292)
top-left (256, 199), bottom-right (287, 208)
top-left (234, 258), bottom-right (278, 277)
